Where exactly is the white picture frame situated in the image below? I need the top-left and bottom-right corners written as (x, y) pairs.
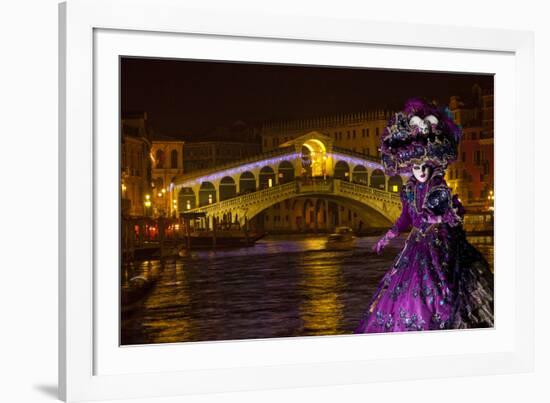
top-left (59, 0), bottom-right (534, 401)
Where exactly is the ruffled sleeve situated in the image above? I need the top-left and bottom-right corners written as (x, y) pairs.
top-left (424, 177), bottom-right (463, 227)
top-left (391, 188), bottom-right (412, 234)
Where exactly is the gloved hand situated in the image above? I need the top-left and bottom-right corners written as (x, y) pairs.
top-left (426, 215), bottom-right (443, 224)
top-left (373, 228), bottom-right (398, 254)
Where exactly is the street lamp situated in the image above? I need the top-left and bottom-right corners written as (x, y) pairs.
top-left (144, 194), bottom-right (152, 216)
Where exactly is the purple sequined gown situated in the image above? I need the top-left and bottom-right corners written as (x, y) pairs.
top-left (355, 172), bottom-right (494, 333)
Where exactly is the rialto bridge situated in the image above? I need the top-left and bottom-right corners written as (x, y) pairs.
top-left (172, 132), bottom-right (408, 231)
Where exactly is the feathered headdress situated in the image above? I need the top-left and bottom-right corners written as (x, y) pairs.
top-left (380, 98), bottom-right (462, 175)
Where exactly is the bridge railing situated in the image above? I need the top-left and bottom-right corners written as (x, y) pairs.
top-left (193, 182), bottom-right (297, 212)
top-left (338, 180), bottom-right (402, 205)
top-left (188, 178), bottom-right (402, 214)
top-left (295, 177), bottom-right (334, 193)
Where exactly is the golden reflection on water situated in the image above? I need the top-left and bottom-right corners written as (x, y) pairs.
top-left (299, 251), bottom-right (345, 335)
top-left (142, 261), bottom-right (194, 343)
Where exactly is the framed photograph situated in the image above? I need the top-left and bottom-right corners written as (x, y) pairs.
top-left (59, 0), bottom-right (534, 401)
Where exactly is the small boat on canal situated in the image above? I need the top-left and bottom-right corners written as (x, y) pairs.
top-left (325, 226), bottom-right (356, 249)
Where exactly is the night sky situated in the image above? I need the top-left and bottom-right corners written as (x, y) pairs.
top-left (121, 57), bottom-right (493, 140)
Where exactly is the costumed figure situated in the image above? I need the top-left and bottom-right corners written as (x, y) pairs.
top-left (355, 98), bottom-right (494, 333)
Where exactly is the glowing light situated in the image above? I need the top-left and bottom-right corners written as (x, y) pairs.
top-left (144, 200), bottom-right (151, 208)
top-left (328, 152), bottom-right (383, 171)
top-left (208, 194), bottom-right (213, 204)
top-left (145, 194), bottom-right (151, 200)
top-left (268, 178), bottom-right (273, 187)
top-left (176, 152), bottom-right (300, 187)
top-left (392, 185), bottom-right (399, 192)
top-left (303, 138), bottom-right (327, 153)
top-left (121, 184), bottom-right (127, 192)
top-left (175, 150), bottom-right (387, 190)
top-left (186, 200), bottom-right (191, 209)
top-left (157, 192), bottom-right (163, 197)
top-left (162, 188), bottom-right (166, 193)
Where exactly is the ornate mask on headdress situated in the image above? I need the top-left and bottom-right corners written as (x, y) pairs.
top-left (380, 98), bottom-right (462, 175)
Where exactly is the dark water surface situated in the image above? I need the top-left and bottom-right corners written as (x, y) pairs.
top-left (121, 234), bottom-right (493, 345)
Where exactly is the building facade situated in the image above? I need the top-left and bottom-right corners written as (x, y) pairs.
top-left (260, 110), bottom-right (392, 158)
top-left (121, 112), bottom-right (152, 217)
top-left (446, 86), bottom-right (494, 209)
top-left (150, 137), bottom-right (185, 217)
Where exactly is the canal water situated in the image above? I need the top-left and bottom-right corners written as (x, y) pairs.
top-left (121, 234), bottom-right (494, 345)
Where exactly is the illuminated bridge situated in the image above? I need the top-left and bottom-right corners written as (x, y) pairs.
top-left (173, 132), bottom-right (407, 229)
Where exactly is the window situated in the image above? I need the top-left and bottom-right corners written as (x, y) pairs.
top-left (462, 152), bottom-right (466, 162)
top-left (155, 149), bottom-right (164, 169)
top-left (347, 131), bottom-right (350, 139)
top-left (366, 128), bottom-right (370, 137)
top-left (170, 150), bottom-right (178, 169)
top-left (376, 127), bottom-right (379, 137)
top-left (353, 130), bottom-right (356, 139)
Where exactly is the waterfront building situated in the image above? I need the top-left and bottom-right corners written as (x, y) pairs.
top-left (260, 110), bottom-right (391, 159)
top-left (182, 120), bottom-right (261, 173)
top-left (150, 135), bottom-right (185, 217)
top-left (446, 85), bottom-right (494, 209)
top-left (121, 112), bottom-right (152, 217)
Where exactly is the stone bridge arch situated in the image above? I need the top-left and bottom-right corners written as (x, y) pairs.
top-left (244, 192), bottom-right (395, 229)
